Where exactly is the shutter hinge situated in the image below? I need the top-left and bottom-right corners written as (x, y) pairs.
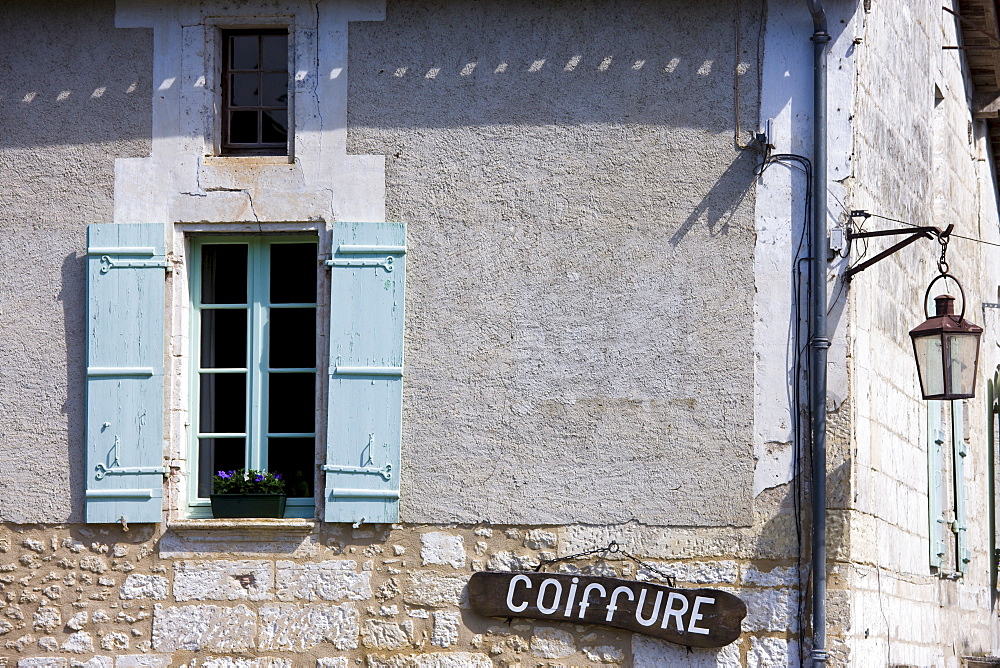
top-left (94, 464), bottom-right (169, 480)
top-left (325, 256), bottom-right (396, 272)
top-left (99, 256), bottom-right (172, 274)
top-left (321, 463), bottom-right (393, 480)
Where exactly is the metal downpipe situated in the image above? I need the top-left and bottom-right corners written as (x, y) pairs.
top-left (805, 0), bottom-right (831, 666)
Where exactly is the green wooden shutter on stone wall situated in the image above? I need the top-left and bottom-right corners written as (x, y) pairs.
top-left (323, 222), bottom-right (406, 524)
top-left (928, 400), bottom-right (946, 568)
top-left (85, 223), bottom-right (168, 524)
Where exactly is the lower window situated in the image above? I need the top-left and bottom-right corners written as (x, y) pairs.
top-left (190, 235), bottom-right (318, 517)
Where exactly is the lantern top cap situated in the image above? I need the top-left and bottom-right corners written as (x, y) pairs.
top-left (909, 293), bottom-right (984, 337)
top-left (934, 294), bottom-right (955, 316)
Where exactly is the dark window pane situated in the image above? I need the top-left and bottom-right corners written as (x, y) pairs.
top-left (261, 73), bottom-right (288, 107)
top-left (262, 34), bottom-right (287, 70)
top-left (231, 73), bottom-right (260, 107)
top-left (269, 308), bottom-right (316, 368)
top-left (201, 309), bottom-right (248, 369)
top-left (261, 110), bottom-right (288, 144)
top-left (200, 373), bottom-right (247, 433)
top-left (268, 437), bottom-right (314, 497)
top-left (270, 243), bottom-right (316, 303)
top-left (201, 244), bottom-right (247, 304)
top-left (229, 110), bottom-right (259, 144)
top-left (231, 35), bottom-right (259, 69)
top-left (198, 438), bottom-right (246, 497)
top-left (268, 373), bottom-right (315, 433)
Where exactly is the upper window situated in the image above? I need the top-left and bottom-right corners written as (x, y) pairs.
top-left (191, 236), bottom-right (318, 517)
top-left (221, 29), bottom-right (289, 155)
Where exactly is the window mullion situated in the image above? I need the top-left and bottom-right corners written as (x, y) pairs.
top-left (248, 239), bottom-right (268, 472)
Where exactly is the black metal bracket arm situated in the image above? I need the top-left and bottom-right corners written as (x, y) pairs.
top-left (843, 211), bottom-right (953, 282)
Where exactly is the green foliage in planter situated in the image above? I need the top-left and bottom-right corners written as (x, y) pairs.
top-left (212, 469), bottom-right (286, 495)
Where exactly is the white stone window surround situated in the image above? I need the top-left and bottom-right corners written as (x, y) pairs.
top-left (114, 0), bottom-right (387, 228)
top-left (167, 222), bottom-right (332, 521)
top-left (114, 0), bottom-right (387, 522)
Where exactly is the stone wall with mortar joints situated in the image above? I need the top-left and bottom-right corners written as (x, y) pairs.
top-left (844, 0), bottom-right (1000, 663)
top-left (0, 522), bottom-right (808, 666)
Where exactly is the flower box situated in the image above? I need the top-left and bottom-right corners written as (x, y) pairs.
top-left (211, 469), bottom-right (287, 518)
top-left (209, 493), bottom-right (287, 519)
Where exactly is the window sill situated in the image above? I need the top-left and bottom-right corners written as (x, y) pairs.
top-left (169, 517), bottom-right (316, 540)
top-left (203, 155), bottom-right (293, 166)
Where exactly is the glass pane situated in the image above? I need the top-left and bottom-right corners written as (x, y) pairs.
top-left (198, 437), bottom-right (246, 497)
top-left (268, 437), bottom-right (314, 497)
top-left (261, 73), bottom-right (288, 107)
top-left (914, 334), bottom-right (944, 397)
top-left (201, 244), bottom-right (248, 304)
top-left (261, 110), bottom-right (288, 144)
top-left (270, 243), bottom-right (317, 303)
top-left (201, 310), bottom-right (247, 369)
top-left (262, 34), bottom-right (287, 70)
top-left (269, 308), bottom-right (316, 368)
top-left (268, 373), bottom-right (315, 433)
top-left (231, 73), bottom-right (260, 107)
top-left (231, 35), bottom-right (259, 70)
top-left (200, 373), bottom-right (247, 433)
top-left (229, 110), bottom-right (258, 144)
top-left (946, 333), bottom-right (980, 396)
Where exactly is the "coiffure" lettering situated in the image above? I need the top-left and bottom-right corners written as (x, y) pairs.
top-left (504, 573), bottom-right (715, 634)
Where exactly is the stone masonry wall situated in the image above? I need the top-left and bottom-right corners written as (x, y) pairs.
top-left (0, 522), bottom-right (804, 667)
top-left (842, 0), bottom-right (1000, 665)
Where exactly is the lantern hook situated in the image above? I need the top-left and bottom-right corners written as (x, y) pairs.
top-left (937, 229), bottom-right (950, 276)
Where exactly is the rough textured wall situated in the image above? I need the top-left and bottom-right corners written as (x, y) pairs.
top-left (0, 522), bottom-right (803, 666)
top-left (0, 1), bottom-right (152, 523)
top-left (844, 0), bottom-right (1000, 664)
top-left (348, 0), bottom-right (761, 526)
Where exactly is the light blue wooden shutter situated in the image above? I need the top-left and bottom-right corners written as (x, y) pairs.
top-left (324, 222), bottom-right (406, 524)
top-left (952, 400), bottom-right (970, 572)
top-left (85, 223), bottom-right (168, 524)
top-left (928, 400), bottom-right (946, 568)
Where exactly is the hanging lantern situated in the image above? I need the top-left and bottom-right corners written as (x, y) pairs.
top-left (910, 293), bottom-right (982, 400)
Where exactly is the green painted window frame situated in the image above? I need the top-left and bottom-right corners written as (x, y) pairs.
top-left (188, 235), bottom-right (318, 518)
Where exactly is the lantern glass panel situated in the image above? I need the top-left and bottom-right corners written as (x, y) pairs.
top-left (913, 333), bottom-right (944, 397)
top-left (945, 333), bottom-right (979, 396)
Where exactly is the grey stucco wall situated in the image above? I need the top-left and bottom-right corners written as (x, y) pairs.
top-left (348, 0), bottom-right (761, 525)
top-left (0, 0), bottom-right (152, 522)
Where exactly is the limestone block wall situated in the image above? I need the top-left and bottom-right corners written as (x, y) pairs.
top-left (841, 0), bottom-right (1000, 664)
top-left (0, 522), bottom-right (806, 667)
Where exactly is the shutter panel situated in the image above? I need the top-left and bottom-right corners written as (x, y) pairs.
top-left (928, 400), bottom-right (946, 568)
top-left (85, 223), bottom-right (168, 524)
top-left (989, 370), bottom-right (999, 593)
top-left (952, 400), bottom-right (970, 572)
top-left (324, 222), bottom-right (405, 524)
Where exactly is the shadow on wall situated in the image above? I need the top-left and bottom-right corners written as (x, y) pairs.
top-left (348, 0), bottom-right (762, 132)
top-left (669, 150), bottom-right (761, 246)
top-left (60, 251), bottom-right (87, 522)
top-left (0, 0), bottom-right (152, 150)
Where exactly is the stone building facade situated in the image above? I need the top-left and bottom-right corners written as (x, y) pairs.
top-left (1, 0), bottom-right (1000, 666)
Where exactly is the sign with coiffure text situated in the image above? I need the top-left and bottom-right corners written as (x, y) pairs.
top-left (468, 571), bottom-right (747, 648)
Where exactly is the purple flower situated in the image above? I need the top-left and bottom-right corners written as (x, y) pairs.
top-left (217, 471), bottom-right (232, 479)
top-left (274, 474), bottom-right (283, 480)
top-left (255, 474), bottom-right (265, 482)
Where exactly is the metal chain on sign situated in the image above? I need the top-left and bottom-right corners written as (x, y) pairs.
top-left (532, 540), bottom-right (677, 588)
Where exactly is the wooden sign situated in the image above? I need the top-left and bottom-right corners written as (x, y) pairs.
top-left (468, 571), bottom-right (746, 648)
